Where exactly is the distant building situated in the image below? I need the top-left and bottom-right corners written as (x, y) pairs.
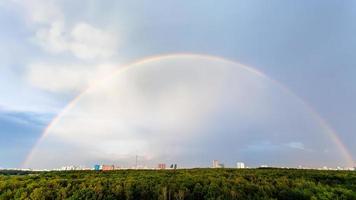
top-left (169, 164), bottom-right (178, 169)
top-left (236, 162), bottom-right (245, 169)
top-left (61, 166), bottom-right (80, 170)
top-left (212, 160), bottom-right (224, 168)
top-left (158, 163), bottom-right (166, 169)
top-left (102, 165), bottom-right (114, 171)
top-left (212, 160), bottom-right (219, 168)
top-left (94, 165), bottom-right (101, 171)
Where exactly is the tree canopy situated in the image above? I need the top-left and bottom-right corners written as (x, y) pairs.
top-left (0, 168), bottom-right (355, 200)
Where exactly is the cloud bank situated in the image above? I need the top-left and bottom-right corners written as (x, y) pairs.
top-left (7, 0), bottom-right (121, 97)
top-left (16, 0), bottom-right (118, 60)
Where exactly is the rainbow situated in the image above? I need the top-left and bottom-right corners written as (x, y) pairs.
top-left (22, 53), bottom-right (354, 167)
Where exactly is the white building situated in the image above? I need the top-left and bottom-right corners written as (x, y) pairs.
top-left (236, 162), bottom-right (245, 169)
top-left (212, 160), bottom-right (225, 168)
top-left (212, 160), bottom-right (219, 168)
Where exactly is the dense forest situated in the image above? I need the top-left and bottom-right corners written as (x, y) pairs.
top-left (0, 168), bottom-right (355, 200)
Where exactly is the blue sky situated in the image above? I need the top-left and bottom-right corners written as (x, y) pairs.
top-left (0, 0), bottom-right (355, 168)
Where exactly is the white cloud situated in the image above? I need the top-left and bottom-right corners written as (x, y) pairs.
top-left (35, 21), bottom-right (68, 53)
top-left (34, 22), bottom-right (118, 59)
top-left (10, 0), bottom-right (120, 94)
top-left (69, 23), bottom-right (118, 59)
top-left (15, 0), bottom-right (63, 24)
top-left (14, 0), bottom-right (118, 60)
top-left (27, 63), bottom-right (117, 93)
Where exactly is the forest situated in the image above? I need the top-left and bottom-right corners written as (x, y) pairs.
top-left (0, 168), bottom-right (355, 200)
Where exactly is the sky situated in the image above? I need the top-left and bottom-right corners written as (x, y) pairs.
top-left (0, 0), bottom-right (355, 168)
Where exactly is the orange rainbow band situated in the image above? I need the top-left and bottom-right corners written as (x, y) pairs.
top-left (22, 53), bottom-right (354, 167)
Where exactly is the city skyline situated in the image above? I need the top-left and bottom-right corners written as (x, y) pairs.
top-left (1, 0), bottom-right (356, 168)
top-left (2, 159), bottom-right (355, 172)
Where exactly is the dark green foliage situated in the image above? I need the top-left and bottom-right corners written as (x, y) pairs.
top-left (0, 169), bottom-right (355, 199)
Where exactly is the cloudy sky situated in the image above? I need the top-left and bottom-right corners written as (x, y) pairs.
top-left (0, 0), bottom-right (355, 168)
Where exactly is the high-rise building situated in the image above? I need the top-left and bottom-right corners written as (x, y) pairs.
top-left (213, 160), bottom-right (224, 168)
top-left (94, 164), bottom-right (101, 171)
top-left (236, 162), bottom-right (245, 169)
top-left (102, 165), bottom-right (114, 171)
top-left (158, 163), bottom-right (166, 169)
top-left (212, 160), bottom-right (219, 168)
